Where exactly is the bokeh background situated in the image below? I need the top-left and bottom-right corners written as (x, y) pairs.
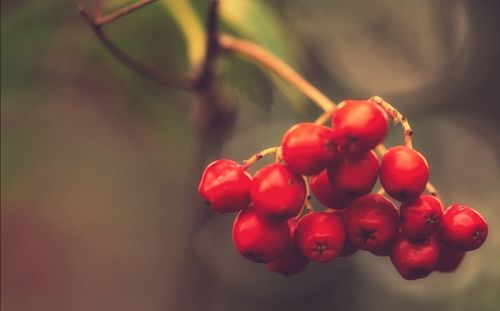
top-left (2, 0), bottom-right (500, 310)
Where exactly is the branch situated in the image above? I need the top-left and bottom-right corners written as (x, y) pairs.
top-left (91, 0), bottom-right (160, 27)
top-left (78, 4), bottom-right (191, 89)
top-left (219, 34), bottom-right (336, 112)
top-left (192, 0), bottom-right (220, 90)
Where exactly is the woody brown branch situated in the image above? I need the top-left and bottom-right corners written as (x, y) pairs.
top-left (78, 3), bottom-right (191, 89)
top-left (87, 0), bottom-right (160, 27)
top-left (78, 0), bottom-right (221, 91)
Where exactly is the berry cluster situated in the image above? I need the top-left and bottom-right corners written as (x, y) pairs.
top-left (198, 97), bottom-right (488, 280)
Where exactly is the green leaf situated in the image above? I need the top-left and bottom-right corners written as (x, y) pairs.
top-left (220, 0), bottom-right (307, 112)
top-left (219, 57), bottom-right (274, 112)
top-left (160, 0), bottom-right (206, 72)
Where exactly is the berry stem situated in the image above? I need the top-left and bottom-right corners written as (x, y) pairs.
top-left (425, 182), bottom-right (443, 203)
top-left (375, 144), bottom-right (387, 156)
top-left (314, 109), bottom-right (335, 125)
top-left (370, 96), bottom-right (414, 149)
top-left (275, 146), bottom-right (283, 163)
top-left (221, 36), bottom-right (443, 202)
top-left (219, 34), bottom-right (337, 112)
top-left (242, 146), bottom-right (279, 169)
top-left (295, 176), bottom-right (314, 220)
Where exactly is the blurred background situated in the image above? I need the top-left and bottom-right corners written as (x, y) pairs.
top-left (2, 0), bottom-right (500, 310)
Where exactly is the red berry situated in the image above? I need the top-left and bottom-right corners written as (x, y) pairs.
top-left (331, 99), bottom-right (389, 156)
top-left (327, 209), bottom-right (359, 257)
top-left (345, 194), bottom-right (399, 252)
top-left (339, 236), bottom-right (359, 257)
top-left (266, 219), bottom-right (309, 276)
top-left (435, 242), bottom-right (465, 273)
top-left (400, 195), bottom-right (443, 239)
top-left (281, 123), bottom-right (338, 175)
top-left (251, 163), bottom-right (306, 219)
top-left (232, 208), bottom-right (290, 263)
top-left (370, 240), bottom-right (394, 257)
top-left (310, 170), bottom-right (356, 209)
top-left (390, 234), bottom-right (439, 280)
top-left (198, 159), bottom-right (252, 213)
top-left (379, 146), bottom-right (429, 202)
top-left (327, 150), bottom-right (379, 195)
top-left (295, 211), bottom-right (346, 263)
top-left (439, 204), bottom-right (488, 251)
top-left (369, 230), bottom-right (399, 257)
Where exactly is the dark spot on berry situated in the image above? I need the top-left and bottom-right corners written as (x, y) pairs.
top-left (324, 139), bottom-right (335, 150)
top-left (314, 244), bottom-right (327, 255)
top-left (288, 179), bottom-right (295, 186)
top-left (427, 215), bottom-right (438, 224)
top-left (413, 267), bottom-right (429, 278)
top-left (204, 200), bottom-right (211, 206)
top-left (245, 251), bottom-right (263, 262)
top-left (359, 229), bottom-right (375, 243)
top-left (347, 134), bottom-right (358, 143)
top-left (346, 189), bottom-right (358, 196)
top-left (472, 231), bottom-right (482, 242)
top-left (399, 191), bottom-right (407, 199)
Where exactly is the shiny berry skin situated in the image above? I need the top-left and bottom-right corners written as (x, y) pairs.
top-left (435, 242), bottom-right (465, 273)
top-left (379, 146), bottom-right (429, 202)
top-left (390, 234), bottom-right (439, 280)
top-left (439, 204), bottom-right (488, 251)
top-left (232, 208), bottom-right (290, 263)
top-left (310, 170), bottom-right (356, 209)
top-left (331, 99), bottom-right (389, 156)
top-left (345, 194), bottom-right (399, 252)
top-left (198, 159), bottom-right (252, 213)
top-left (400, 195), bottom-right (443, 239)
top-left (295, 212), bottom-right (346, 263)
top-left (327, 209), bottom-right (359, 257)
top-left (267, 219), bottom-right (309, 276)
top-left (281, 123), bottom-right (338, 175)
top-left (327, 150), bottom-right (379, 195)
top-left (251, 163), bottom-right (306, 219)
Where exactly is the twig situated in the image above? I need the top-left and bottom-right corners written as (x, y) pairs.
top-left (219, 34), bottom-right (336, 112)
top-left (241, 146), bottom-right (279, 169)
top-left (314, 108), bottom-right (335, 125)
top-left (78, 4), bottom-right (191, 89)
top-left (425, 182), bottom-right (443, 203)
top-left (91, 0), bottom-right (160, 27)
top-left (295, 176), bottom-right (313, 220)
top-left (370, 95), bottom-right (414, 149)
top-left (375, 144), bottom-right (388, 156)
